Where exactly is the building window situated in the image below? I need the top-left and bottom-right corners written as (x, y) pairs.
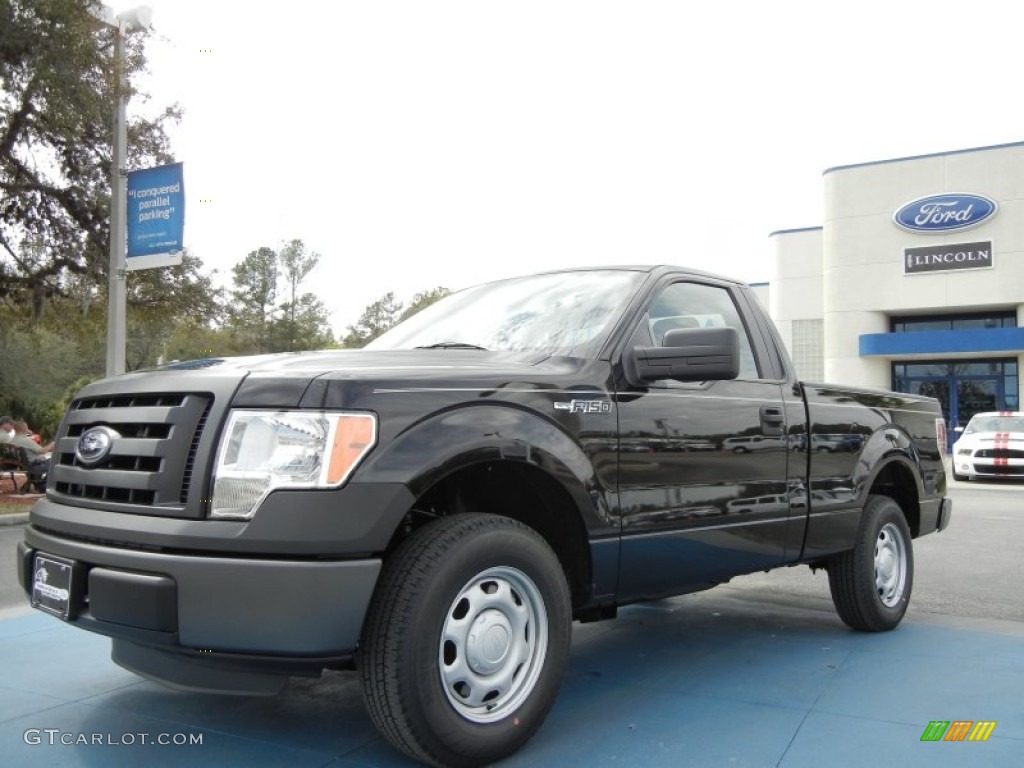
top-left (892, 359), bottom-right (1019, 429)
top-left (890, 311), bottom-right (1017, 333)
top-left (791, 319), bottom-right (823, 381)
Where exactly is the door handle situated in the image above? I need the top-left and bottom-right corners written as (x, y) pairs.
top-left (760, 406), bottom-right (785, 437)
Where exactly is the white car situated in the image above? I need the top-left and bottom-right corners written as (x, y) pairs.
top-left (951, 411), bottom-right (1024, 481)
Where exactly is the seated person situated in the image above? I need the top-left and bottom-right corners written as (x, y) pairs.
top-left (1, 417), bottom-right (52, 490)
top-left (12, 420), bottom-right (53, 452)
top-left (0, 415), bottom-right (13, 444)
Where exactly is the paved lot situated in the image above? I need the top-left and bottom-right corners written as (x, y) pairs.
top-left (1, 480), bottom-right (1021, 766)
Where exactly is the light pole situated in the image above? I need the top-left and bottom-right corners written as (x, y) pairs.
top-left (91, 4), bottom-right (153, 376)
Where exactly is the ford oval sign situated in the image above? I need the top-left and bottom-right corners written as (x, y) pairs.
top-left (75, 426), bottom-right (121, 466)
top-left (893, 193), bottom-right (998, 233)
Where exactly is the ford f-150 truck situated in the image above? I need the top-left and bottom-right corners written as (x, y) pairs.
top-left (18, 265), bottom-right (951, 767)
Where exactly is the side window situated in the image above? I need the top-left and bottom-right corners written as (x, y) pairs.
top-left (637, 281), bottom-right (761, 380)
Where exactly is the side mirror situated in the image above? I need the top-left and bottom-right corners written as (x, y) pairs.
top-left (624, 326), bottom-right (740, 385)
top-left (953, 426), bottom-right (965, 435)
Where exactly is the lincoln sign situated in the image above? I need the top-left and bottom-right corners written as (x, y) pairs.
top-left (904, 241), bottom-right (992, 275)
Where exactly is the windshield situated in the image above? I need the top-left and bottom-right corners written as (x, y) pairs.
top-left (367, 270), bottom-right (647, 356)
top-left (965, 414), bottom-right (1024, 434)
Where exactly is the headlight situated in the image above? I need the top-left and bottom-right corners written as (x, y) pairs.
top-left (957, 448), bottom-right (972, 456)
top-left (210, 410), bottom-right (377, 520)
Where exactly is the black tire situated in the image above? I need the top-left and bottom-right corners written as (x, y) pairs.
top-left (953, 472), bottom-right (969, 482)
top-left (358, 513), bottom-right (572, 768)
top-left (827, 495), bottom-right (914, 632)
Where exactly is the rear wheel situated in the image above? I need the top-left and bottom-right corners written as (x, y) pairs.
top-left (827, 495), bottom-right (913, 631)
top-left (359, 513), bottom-right (572, 767)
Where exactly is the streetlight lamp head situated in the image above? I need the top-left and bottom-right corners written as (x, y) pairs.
top-left (116, 6), bottom-right (153, 33)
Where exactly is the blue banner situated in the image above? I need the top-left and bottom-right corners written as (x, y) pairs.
top-left (126, 162), bottom-right (185, 270)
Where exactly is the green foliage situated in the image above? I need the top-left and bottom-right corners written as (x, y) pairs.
top-left (398, 286), bottom-right (451, 323)
top-left (341, 291), bottom-right (403, 348)
top-left (224, 240), bottom-right (333, 354)
top-left (276, 293), bottom-right (334, 352)
top-left (0, 0), bottom-right (180, 306)
top-left (0, 248), bottom-right (220, 433)
top-left (342, 287), bottom-right (450, 348)
top-left (0, 319), bottom-right (99, 437)
top-left (0, 2), bottom-right (456, 432)
top-left (126, 251), bottom-right (224, 369)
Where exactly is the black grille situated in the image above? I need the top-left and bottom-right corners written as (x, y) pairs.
top-left (75, 394), bottom-right (187, 410)
top-left (975, 449), bottom-right (1024, 459)
top-left (180, 398), bottom-right (212, 504)
top-left (985, 465), bottom-right (1024, 476)
top-left (54, 481), bottom-right (156, 505)
top-left (67, 423), bottom-right (171, 440)
top-left (49, 392), bottom-right (213, 517)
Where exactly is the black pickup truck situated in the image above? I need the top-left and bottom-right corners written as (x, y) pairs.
top-left (18, 265), bottom-right (951, 767)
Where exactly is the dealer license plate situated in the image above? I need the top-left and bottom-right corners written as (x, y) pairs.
top-left (31, 554), bottom-right (74, 620)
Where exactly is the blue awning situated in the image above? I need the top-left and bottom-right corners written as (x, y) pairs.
top-left (860, 327), bottom-right (1024, 357)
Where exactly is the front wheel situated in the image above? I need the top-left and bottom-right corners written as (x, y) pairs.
top-left (827, 495), bottom-right (914, 631)
top-left (359, 514), bottom-right (572, 767)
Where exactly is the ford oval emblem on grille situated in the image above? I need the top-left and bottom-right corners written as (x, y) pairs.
top-left (75, 426), bottom-right (121, 466)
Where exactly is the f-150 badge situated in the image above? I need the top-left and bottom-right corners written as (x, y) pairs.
top-left (553, 399), bottom-right (613, 414)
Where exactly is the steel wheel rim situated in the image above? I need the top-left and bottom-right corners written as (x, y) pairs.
top-left (874, 522), bottom-right (907, 607)
top-left (439, 566), bottom-right (548, 723)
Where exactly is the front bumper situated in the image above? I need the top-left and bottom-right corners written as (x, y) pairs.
top-left (18, 525), bottom-right (381, 690)
top-left (954, 452), bottom-right (1024, 479)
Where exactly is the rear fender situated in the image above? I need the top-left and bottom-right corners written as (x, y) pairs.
top-left (853, 426), bottom-right (925, 502)
top-left (803, 426), bottom-right (926, 558)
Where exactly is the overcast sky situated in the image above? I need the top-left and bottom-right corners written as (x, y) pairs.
top-left (135, 0), bottom-right (1022, 336)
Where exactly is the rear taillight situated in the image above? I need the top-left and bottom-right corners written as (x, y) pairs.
top-left (936, 418), bottom-right (948, 458)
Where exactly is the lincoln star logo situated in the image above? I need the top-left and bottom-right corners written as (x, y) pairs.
top-left (893, 194), bottom-right (997, 233)
top-left (75, 426), bottom-right (121, 466)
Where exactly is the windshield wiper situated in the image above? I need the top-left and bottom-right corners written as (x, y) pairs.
top-left (415, 342), bottom-right (488, 350)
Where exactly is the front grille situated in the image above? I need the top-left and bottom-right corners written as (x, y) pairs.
top-left (986, 465), bottom-right (1024, 476)
top-left (180, 398), bottom-right (213, 504)
top-left (74, 394), bottom-right (187, 410)
top-left (975, 449), bottom-right (1024, 459)
top-left (49, 392), bottom-right (214, 518)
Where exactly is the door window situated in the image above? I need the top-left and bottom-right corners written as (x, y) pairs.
top-left (635, 282), bottom-right (761, 380)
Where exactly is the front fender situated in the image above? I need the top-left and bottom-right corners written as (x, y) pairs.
top-left (355, 404), bottom-right (615, 531)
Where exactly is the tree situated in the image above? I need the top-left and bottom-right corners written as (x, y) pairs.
top-left (276, 293), bottom-right (334, 351)
top-left (125, 251), bottom-right (224, 369)
top-left (398, 286), bottom-right (450, 323)
top-left (0, 0), bottom-right (181, 310)
top-left (278, 238), bottom-right (321, 351)
top-left (227, 247), bottom-right (278, 352)
top-left (225, 241), bottom-right (333, 354)
top-left (341, 287), bottom-right (450, 348)
top-left (0, 248), bottom-right (223, 435)
top-left (341, 292), bottom-right (403, 348)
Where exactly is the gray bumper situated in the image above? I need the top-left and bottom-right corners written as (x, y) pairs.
top-left (20, 525), bottom-right (380, 657)
top-left (937, 496), bottom-right (952, 532)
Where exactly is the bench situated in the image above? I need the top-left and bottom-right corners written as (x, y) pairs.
top-left (0, 443), bottom-right (36, 493)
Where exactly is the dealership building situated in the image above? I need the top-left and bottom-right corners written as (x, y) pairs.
top-left (766, 140), bottom-right (1024, 430)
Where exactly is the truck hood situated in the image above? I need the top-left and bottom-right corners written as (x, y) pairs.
top-left (77, 350), bottom-right (602, 407)
top-left (150, 348), bottom-right (557, 379)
